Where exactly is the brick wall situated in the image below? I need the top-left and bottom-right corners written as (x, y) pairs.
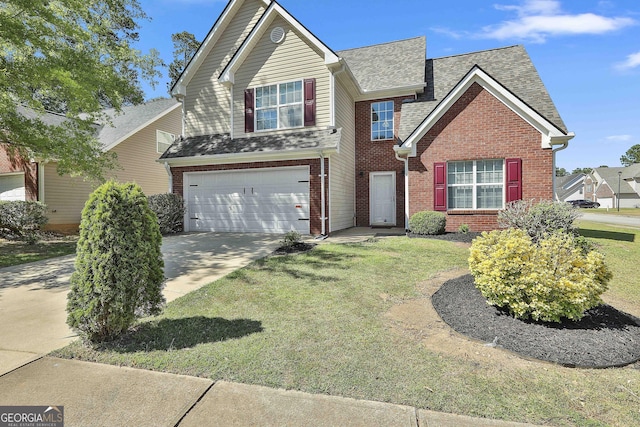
top-left (0, 144), bottom-right (38, 201)
top-left (407, 83), bottom-right (553, 232)
top-left (355, 96), bottom-right (413, 226)
top-left (171, 158), bottom-right (328, 235)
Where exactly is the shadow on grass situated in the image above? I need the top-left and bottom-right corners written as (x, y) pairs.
top-left (578, 228), bottom-right (636, 242)
top-left (101, 316), bottom-right (263, 352)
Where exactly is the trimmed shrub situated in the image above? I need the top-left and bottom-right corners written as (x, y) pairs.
top-left (469, 228), bottom-right (612, 322)
top-left (0, 201), bottom-right (48, 244)
top-left (409, 211), bottom-right (446, 235)
top-left (497, 199), bottom-right (581, 243)
top-left (147, 193), bottom-right (185, 235)
top-left (66, 181), bottom-right (165, 343)
top-left (280, 230), bottom-right (302, 248)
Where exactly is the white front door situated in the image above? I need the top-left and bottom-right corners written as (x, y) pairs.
top-left (370, 172), bottom-right (396, 226)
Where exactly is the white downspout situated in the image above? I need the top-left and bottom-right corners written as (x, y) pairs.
top-left (163, 162), bottom-right (173, 194)
top-left (320, 154), bottom-right (327, 236)
top-left (394, 150), bottom-right (409, 230)
top-left (551, 140), bottom-right (570, 201)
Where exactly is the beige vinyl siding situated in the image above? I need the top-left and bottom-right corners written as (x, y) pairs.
top-left (185, 0), bottom-right (266, 137)
top-left (233, 17), bottom-right (331, 137)
top-left (44, 107), bottom-right (181, 227)
top-left (43, 164), bottom-right (96, 226)
top-left (109, 107), bottom-right (181, 195)
top-left (329, 77), bottom-right (356, 232)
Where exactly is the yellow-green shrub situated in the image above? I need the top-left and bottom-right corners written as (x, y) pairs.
top-left (468, 228), bottom-right (612, 322)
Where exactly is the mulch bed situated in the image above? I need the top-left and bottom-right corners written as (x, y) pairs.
top-left (407, 232), bottom-right (481, 244)
top-left (272, 242), bottom-right (317, 255)
top-left (432, 274), bottom-right (640, 368)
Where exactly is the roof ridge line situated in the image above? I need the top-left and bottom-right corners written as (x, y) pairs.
top-left (337, 36), bottom-right (425, 53)
top-left (429, 45), bottom-right (522, 61)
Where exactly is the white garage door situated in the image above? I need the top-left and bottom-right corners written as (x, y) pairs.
top-left (0, 174), bottom-right (26, 201)
top-left (185, 167), bottom-right (310, 234)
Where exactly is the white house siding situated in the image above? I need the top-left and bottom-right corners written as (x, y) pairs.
top-left (329, 77), bottom-right (356, 232)
top-left (184, 0), bottom-right (266, 137)
top-left (233, 16), bottom-right (331, 138)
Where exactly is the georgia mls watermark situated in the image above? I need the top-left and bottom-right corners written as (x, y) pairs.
top-left (0, 406), bottom-right (64, 427)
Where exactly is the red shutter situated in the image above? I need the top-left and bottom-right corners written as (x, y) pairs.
top-left (505, 158), bottom-right (522, 202)
top-left (434, 162), bottom-right (447, 211)
top-left (304, 78), bottom-right (316, 126)
top-left (244, 88), bottom-right (254, 133)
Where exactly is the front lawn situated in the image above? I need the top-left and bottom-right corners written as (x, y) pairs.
top-left (53, 231), bottom-right (640, 427)
top-left (0, 235), bottom-right (77, 268)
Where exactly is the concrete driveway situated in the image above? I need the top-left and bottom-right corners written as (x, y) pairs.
top-left (0, 232), bottom-right (281, 375)
top-left (580, 212), bottom-right (640, 229)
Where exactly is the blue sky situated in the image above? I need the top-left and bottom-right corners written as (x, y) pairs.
top-left (135, 0), bottom-right (639, 172)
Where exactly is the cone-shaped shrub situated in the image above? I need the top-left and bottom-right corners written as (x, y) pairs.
top-left (67, 181), bottom-right (165, 343)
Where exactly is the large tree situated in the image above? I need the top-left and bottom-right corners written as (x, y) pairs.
top-left (571, 167), bottom-right (593, 175)
top-left (620, 144), bottom-right (640, 167)
top-left (0, 0), bottom-right (162, 180)
top-left (167, 31), bottom-right (200, 92)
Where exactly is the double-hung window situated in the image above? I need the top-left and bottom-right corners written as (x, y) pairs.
top-left (255, 80), bottom-right (303, 131)
top-left (447, 159), bottom-right (504, 209)
top-left (371, 101), bottom-right (394, 140)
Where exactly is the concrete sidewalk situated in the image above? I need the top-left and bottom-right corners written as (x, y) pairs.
top-left (0, 357), bottom-right (542, 427)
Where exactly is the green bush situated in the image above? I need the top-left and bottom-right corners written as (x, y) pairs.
top-left (147, 193), bottom-right (185, 235)
top-left (458, 224), bottom-right (470, 234)
top-left (409, 211), bottom-right (446, 235)
top-left (66, 181), bottom-right (165, 343)
top-left (0, 200), bottom-right (48, 244)
top-left (280, 230), bottom-right (302, 248)
top-left (469, 228), bottom-right (612, 322)
top-left (497, 199), bottom-right (580, 243)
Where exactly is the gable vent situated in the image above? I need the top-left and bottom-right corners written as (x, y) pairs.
top-left (270, 27), bottom-right (285, 44)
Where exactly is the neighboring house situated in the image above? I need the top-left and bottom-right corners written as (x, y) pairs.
top-left (0, 99), bottom-right (181, 232)
top-left (160, 0), bottom-right (574, 235)
top-left (555, 173), bottom-right (587, 202)
top-left (591, 165), bottom-right (640, 209)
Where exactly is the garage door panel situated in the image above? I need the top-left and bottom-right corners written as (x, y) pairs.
top-left (0, 174), bottom-right (26, 201)
top-left (185, 167), bottom-right (310, 234)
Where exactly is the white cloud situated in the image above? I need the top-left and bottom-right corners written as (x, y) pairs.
top-left (606, 135), bottom-right (632, 142)
top-left (615, 51), bottom-right (640, 71)
top-left (479, 0), bottom-right (635, 43)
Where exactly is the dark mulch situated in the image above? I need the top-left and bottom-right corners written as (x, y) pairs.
top-left (407, 232), bottom-right (481, 244)
top-left (272, 242), bottom-right (317, 255)
top-left (432, 274), bottom-right (640, 368)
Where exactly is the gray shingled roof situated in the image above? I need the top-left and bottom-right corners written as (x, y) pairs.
top-left (555, 173), bottom-right (585, 200)
top-left (398, 45), bottom-right (567, 141)
top-left (337, 37), bottom-right (426, 93)
top-left (160, 128), bottom-right (342, 159)
top-left (594, 166), bottom-right (636, 195)
top-left (16, 105), bottom-right (72, 128)
top-left (98, 98), bottom-right (179, 149)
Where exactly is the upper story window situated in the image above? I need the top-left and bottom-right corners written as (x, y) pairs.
top-left (371, 101), bottom-right (394, 140)
top-left (156, 130), bottom-right (175, 154)
top-left (255, 80), bottom-right (303, 131)
top-left (448, 159), bottom-right (504, 209)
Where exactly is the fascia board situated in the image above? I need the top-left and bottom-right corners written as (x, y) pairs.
top-left (219, 2), bottom-right (339, 85)
top-left (402, 67), bottom-right (568, 157)
top-left (353, 83), bottom-right (426, 102)
top-left (170, 0), bottom-right (271, 96)
top-left (157, 147), bottom-right (338, 167)
top-left (101, 103), bottom-right (182, 152)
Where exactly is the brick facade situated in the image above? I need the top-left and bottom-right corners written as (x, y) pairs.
top-left (0, 144), bottom-right (38, 201)
top-left (407, 83), bottom-right (553, 232)
top-left (171, 158), bottom-right (328, 235)
top-left (355, 96), bottom-right (413, 227)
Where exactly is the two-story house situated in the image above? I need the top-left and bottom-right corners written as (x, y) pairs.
top-left (159, 0), bottom-right (574, 235)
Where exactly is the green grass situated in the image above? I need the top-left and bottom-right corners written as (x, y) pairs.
top-left (590, 208), bottom-right (640, 217)
top-left (53, 234), bottom-right (640, 427)
top-left (0, 235), bottom-right (77, 268)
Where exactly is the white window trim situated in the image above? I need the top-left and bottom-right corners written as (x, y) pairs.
top-left (447, 159), bottom-right (505, 210)
top-left (371, 100), bottom-right (394, 141)
top-left (156, 129), bottom-right (175, 154)
top-left (254, 79), bottom-right (304, 132)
